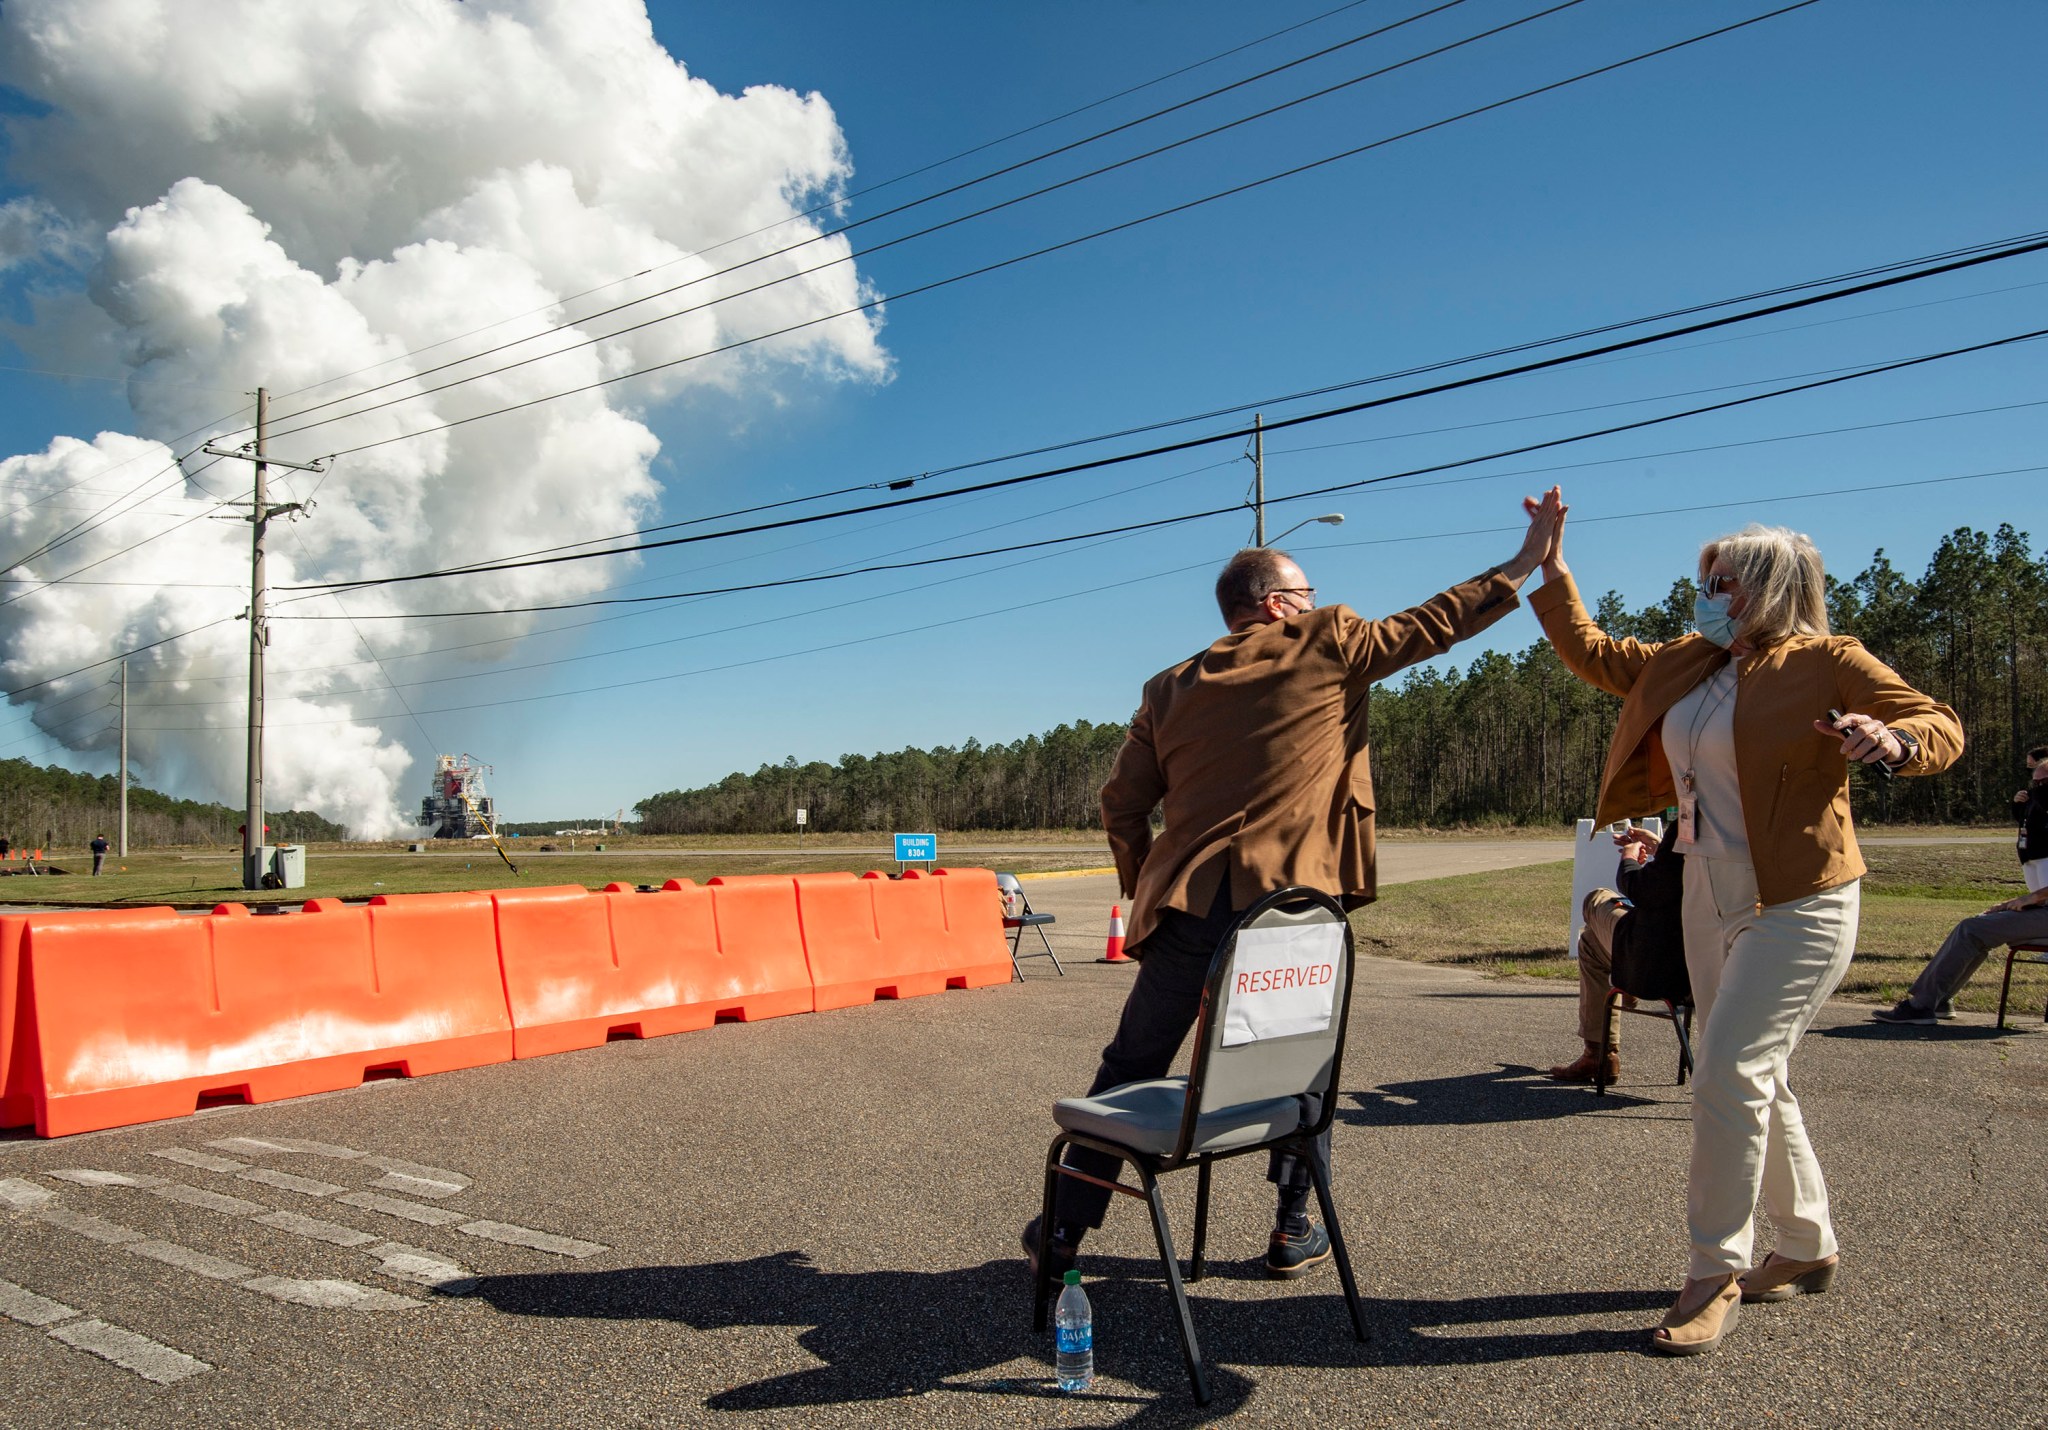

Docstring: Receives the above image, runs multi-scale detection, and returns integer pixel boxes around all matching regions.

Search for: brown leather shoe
[1548,1042,1619,1083]
[1740,1251,1838,1303]
[1651,1273,1742,1356]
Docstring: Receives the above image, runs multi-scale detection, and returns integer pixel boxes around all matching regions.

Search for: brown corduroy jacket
[1100,569,1521,952]
[1529,573,1964,907]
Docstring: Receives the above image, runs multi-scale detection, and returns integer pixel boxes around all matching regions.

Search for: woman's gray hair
[1699,523,1829,648]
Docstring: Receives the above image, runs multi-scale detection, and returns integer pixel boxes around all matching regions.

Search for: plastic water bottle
[1054,1268,1094,1392]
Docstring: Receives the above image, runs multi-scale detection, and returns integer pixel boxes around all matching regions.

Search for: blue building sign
[893,833,937,864]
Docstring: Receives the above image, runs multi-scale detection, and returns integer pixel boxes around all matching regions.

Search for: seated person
[1550,821,1685,1083]
[1872,881,2048,1025]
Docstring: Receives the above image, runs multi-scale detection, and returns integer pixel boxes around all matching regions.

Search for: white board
[1567,816,1662,960]
[1221,923,1343,1047]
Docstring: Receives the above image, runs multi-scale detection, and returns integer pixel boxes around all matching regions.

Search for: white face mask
[1693,592,1738,647]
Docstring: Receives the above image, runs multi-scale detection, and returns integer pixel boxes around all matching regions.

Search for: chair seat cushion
[1053,1077,1305,1157]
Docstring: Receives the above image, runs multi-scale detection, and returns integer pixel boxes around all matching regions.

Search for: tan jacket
[1100,569,1521,950]
[1529,573,1964,907]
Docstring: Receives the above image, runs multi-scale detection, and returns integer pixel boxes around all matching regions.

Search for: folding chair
[1030,887,1365,1404]
[1592,989,1693,1095]
[996,873,1062,980]
[1996,941,2048,1031]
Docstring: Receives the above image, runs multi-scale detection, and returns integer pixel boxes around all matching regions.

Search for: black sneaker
[1020,1216,1078,1280]
[1872,999,1938,1026]
[1934,998,1958,1021]
[1265,1222,1332,1280]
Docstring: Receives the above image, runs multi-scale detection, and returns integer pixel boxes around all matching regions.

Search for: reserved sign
[1220,923,1343,1047]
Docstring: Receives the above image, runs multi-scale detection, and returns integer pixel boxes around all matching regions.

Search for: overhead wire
[259,0,1387,410]
[258,0,1495,437]
[276,230,2048,598]
[268,0,1824,462]
[128,458,2048,735]
[270,321,2048,621]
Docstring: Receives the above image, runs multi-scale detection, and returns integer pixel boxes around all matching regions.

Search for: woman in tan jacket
[1526,492,1962,1356]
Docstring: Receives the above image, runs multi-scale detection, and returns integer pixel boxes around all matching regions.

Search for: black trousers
[1052,890,1329,1233]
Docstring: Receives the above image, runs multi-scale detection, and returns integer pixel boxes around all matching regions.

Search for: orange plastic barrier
[25,893,513,1137]
[798,867,1011,1011]
[0,915,33,1128]
[492,879,814,1059]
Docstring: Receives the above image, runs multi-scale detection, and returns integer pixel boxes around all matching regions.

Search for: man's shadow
[474,1250,1667,1422]
[1341,1065,1669,1128]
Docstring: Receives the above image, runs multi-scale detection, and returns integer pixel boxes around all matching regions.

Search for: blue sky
[2,0,2045,825]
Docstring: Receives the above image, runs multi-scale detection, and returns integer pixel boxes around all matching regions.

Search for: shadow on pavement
[1341,1066,1663,1126]
[475,1252,1668,1422]
[1815,1021,2028,1043]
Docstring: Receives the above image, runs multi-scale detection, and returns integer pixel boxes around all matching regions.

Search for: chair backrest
[995,873,1027,920]
[1170,887,1354,1165]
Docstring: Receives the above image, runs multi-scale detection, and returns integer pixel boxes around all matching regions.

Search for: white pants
[2024,857,2047,893]
[1681,855,1858,1280]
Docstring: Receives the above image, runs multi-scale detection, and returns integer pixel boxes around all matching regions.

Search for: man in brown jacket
[1026,493,1563,1280]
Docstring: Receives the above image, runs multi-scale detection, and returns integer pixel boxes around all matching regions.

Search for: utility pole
[1252,412,1265,546]
[201,388,319,890]
[118,658,128,858]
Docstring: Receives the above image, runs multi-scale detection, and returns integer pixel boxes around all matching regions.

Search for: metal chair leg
[1675,1003,1695,1084]
[1306,1146,1368,1343]
[1188,1158,1212,1283]
[1138,1164,1209,1405]
[1038,926,1065,976]
[1998,947,2016,1032]
[1032,1138,1066,1333]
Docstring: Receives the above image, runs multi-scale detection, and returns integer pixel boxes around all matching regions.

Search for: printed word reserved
[1221,922,1344,1047]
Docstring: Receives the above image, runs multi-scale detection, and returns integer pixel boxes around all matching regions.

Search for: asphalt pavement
[0,851,2042,1427]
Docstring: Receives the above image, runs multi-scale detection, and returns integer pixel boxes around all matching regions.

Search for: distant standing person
[2014,745,2048,892]
[1530,504,1962,1356]
[90,834,109,875]
[0,836,10,861]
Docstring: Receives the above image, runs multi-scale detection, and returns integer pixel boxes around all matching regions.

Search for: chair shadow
[1339,1065,1663,1127]
[473,1251,1669,1423]
[1815,1021,2028,1043]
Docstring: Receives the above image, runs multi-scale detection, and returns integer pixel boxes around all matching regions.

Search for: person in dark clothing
[90,834,109,875]
[2014,745,2048,892]
[1550,821,1687,1083]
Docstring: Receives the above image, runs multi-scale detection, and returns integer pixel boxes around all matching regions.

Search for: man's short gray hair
[1215,547,1296,622]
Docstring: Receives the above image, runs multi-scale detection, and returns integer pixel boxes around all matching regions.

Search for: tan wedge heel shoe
[1651,1273,1742,1357]
[1740,1252,1838,1304]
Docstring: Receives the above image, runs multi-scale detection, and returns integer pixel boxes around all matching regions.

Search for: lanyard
[1679,662,1738,794]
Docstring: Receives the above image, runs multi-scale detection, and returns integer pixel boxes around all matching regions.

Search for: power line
[281,1,1824,464]
[259,0,1386,412]
[128,458,2048,735]
[277,234,2048,599]
[260,0,1496,438]
[1,617,238,701]
[271,322,2048,621]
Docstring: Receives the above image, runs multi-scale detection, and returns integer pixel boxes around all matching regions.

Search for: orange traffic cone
[1097,904,1132,964]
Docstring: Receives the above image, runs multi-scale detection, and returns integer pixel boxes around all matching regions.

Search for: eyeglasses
[1705,573,1736,597]
[1269,586,1316,604]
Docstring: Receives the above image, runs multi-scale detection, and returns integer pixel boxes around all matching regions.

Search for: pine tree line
[635,526,2046,834]
[0,757,345,849]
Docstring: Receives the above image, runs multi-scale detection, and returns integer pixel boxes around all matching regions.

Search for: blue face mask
[1693,592,1738,648]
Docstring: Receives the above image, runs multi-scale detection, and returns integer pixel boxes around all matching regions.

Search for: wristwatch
[1884,729,1921,772]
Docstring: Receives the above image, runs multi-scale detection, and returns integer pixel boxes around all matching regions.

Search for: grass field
[1353,840,2043,1014]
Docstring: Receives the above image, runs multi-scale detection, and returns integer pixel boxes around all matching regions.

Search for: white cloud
[0,0,888,836]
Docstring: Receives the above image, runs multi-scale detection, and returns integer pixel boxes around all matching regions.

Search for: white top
[1664,663,1749,857]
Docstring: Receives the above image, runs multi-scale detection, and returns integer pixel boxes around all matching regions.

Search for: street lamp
[1263,512,1345,546]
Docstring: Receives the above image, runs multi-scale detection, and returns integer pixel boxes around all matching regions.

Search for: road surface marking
[240,1277,423,1311]
[335,1191,468,1226]
[125,1240,256,1281]
[46,1169,164,1189]
[256,1211,377,1248]
[455,1220,607,1258]
[0,1277,77,1326]
[148,1184,268,1217]
[150,1149,248,1173]
[47,1318,212,1383]
[239,1168,347,1197]
[33,1208,145,1244]
[367,1242,478,1293]
[0,1178,55,1210]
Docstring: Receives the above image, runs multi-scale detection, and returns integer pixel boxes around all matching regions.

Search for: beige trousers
[1681,854,1857,1279]
[1575,890,1628,1045]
